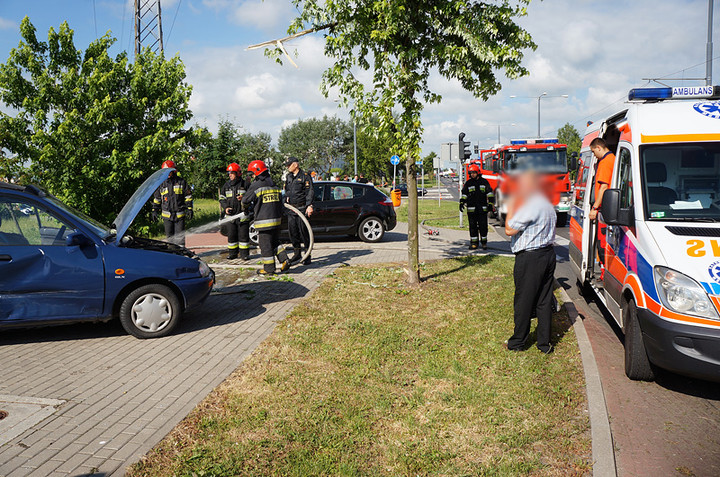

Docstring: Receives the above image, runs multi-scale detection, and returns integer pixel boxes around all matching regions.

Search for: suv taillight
[379,198,393,206]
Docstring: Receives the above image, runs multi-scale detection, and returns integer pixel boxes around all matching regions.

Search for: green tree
[422,152,438,178]
[278,116,352,175]
[270,0,534,283]
[558,122,582,157]
[356,118,394,182]
[0,17,199,226]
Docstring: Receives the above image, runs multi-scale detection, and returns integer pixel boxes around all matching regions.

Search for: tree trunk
[406,157,420,284]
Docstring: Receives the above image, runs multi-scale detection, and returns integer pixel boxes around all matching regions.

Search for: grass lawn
[396,199,468,230]
[130,256,590,476]
[149,198,220,239]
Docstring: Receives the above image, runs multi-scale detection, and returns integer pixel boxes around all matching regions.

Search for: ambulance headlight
[654,267,719,320]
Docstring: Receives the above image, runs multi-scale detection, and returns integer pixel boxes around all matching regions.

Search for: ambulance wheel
[623,299,655,381]
[556,212,568,227]
[119,284,182,339]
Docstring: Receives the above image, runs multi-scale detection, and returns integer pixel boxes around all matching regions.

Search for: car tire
[623,298,655,381]
[358,217,385,243]
[119,284,182,339]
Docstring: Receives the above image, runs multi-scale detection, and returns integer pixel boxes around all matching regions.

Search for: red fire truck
[486,139,573,226]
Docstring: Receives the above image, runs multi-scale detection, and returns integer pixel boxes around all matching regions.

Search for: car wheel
[623,298,655,381]
[358,217,385,243]
[249,224,258,245]
[119,284,182,339]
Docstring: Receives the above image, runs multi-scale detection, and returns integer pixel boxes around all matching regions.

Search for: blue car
[0,169,215,338]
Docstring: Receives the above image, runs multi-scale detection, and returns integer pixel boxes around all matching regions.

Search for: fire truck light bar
[510,139,560,145]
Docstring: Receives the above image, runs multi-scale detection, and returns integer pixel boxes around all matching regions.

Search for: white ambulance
[570,85,720,382]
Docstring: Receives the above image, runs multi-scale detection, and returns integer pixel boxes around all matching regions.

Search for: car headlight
[654,266,719,320]
[198,260,211,278]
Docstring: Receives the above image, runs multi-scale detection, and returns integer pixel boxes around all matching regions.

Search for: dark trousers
[163,218,185,247]
[467,211,488,244]
[287,207,310,250]
[227,219,250,259]
[508,246,556,352]
[257,228,289,273]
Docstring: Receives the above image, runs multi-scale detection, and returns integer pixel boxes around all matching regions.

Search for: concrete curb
[557,285,617,477]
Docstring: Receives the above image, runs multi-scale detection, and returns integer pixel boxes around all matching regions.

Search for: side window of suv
[313,184,324,202]
[330,185,353,200]
[0,200,75,246]
[352,186,365,198]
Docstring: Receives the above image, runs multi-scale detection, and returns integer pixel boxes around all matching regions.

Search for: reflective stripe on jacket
[241,172,283,230]
[460,176,493,212]
[153,175,193,221]
[220,178,253,221]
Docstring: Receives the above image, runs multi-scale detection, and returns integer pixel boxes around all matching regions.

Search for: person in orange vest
[589,138,616,274]
[152,160,193,247]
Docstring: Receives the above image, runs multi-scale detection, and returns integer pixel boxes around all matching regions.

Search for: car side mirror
[570,152,578,172]
[600,189,634,226]
[66,231,91,247]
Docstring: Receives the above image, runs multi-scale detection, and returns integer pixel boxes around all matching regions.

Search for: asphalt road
[438,176,461,201]
[489,218,720,477]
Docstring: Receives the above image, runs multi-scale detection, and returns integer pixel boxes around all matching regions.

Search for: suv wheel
[119,284,182,339]
[358,217,385,243]
[249,224,258,245]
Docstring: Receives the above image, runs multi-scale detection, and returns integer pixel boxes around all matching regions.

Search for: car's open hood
[112,168,173,244]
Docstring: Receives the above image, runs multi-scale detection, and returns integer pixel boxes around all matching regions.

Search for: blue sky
[1,0,718,161]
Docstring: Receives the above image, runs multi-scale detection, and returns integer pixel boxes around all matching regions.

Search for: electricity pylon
[134,0,164,57]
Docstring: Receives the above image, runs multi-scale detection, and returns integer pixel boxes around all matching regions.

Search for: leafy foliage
[277,115,351,175]
[270,0,535,282]
[0,17,200,225]
[186,120,277,198]
[557,122,582,157]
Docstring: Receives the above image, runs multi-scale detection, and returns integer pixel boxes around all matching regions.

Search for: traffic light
[458,132,471,162]
[473,144,479,155]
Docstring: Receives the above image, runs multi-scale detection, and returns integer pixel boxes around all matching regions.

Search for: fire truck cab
[491,139,573,226]
[570,85,720,382]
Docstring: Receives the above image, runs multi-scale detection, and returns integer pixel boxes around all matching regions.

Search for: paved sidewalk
[0,222,503,476]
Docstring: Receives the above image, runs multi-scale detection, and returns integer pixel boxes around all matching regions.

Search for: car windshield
[44,195,110,238]
[506,149,568,174]
[642,142,720,221]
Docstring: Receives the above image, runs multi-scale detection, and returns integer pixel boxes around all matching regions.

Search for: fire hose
[283,202,314,266]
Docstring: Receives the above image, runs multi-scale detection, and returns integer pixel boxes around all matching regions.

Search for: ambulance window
[617,148,633,209]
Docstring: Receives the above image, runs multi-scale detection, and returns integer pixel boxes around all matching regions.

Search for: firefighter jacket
[241,172,282,231]
[219,177,252,222]
[153,174,193,221]
[460,176,494,214]
[284,169,314,208]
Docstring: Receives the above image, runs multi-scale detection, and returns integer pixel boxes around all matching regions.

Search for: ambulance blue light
[628,87,672,101]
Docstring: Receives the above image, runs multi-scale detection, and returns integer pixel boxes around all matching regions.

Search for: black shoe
[228,254,238,260]
[482,243,487,250]
[469,243,478,250]
[538,345,554,355]
[290,248,302,264]
[301,255,311,265]
[239,254,250,261]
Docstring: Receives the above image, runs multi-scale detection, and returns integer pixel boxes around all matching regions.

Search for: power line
[166,0,182,48]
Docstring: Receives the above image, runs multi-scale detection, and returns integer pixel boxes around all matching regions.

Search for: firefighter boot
[276,246,290,272]
[227,248,238,260]
[481,237,488,250]
[301,249,311,266]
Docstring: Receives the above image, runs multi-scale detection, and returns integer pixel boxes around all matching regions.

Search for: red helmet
[161,160,176,169]
[468,164,480,173]
[247,160,268,176]
[227,162,241,173]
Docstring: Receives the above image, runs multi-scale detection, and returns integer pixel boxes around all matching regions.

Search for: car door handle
[0,254,11,262]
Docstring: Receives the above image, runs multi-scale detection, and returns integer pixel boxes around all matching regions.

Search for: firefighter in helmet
[219,162,252,260]
[152,160,193,247]
[241,160,290,275]
[459,164,493,250]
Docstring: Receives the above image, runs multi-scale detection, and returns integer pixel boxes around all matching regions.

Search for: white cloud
[0,17,16,30]
[202,0,295,31]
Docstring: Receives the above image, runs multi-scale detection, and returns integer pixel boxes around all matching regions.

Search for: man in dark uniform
[242,160,290,275]
[219,162,252,260]
[152,160,193,247]
[459,164,493,250]
[283,157,314,265]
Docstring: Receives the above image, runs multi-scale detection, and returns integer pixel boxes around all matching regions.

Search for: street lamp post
[510,93,568,138]
[496,123,516,144]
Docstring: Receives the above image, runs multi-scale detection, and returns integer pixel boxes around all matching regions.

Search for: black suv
[250,181,397,244]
